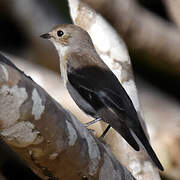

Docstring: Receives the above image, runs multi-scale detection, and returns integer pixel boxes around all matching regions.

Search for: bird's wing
[66,53,164,171]
[67,53,140,144]
[66,52,137,121]
[67,64,140,151]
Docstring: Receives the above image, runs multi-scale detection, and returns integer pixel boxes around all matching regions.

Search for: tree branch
[0,53,134,180]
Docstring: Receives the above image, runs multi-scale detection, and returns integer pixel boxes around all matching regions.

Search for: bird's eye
[57,30,64,37]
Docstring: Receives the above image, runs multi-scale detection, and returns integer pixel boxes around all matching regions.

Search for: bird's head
[40,24,94,57]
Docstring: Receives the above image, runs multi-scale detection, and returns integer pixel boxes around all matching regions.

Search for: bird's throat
[52,41,69,60]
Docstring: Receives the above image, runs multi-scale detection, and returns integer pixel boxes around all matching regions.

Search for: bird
[40,24,164,171]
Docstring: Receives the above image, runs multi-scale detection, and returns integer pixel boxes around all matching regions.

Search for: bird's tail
[97,90,164,170]
[133,124,164,171]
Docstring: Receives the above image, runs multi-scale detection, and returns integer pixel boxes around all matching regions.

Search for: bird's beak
[40,33,52,39]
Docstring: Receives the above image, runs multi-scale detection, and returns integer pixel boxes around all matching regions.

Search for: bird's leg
[84,117,101,127]
[100,125,111,138]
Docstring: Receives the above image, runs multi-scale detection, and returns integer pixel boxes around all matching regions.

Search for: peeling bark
[0,53,135,180]
[68,0,161,179]
[83,0,180,78]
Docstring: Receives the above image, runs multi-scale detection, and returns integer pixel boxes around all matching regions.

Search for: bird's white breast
[52,41,69,84]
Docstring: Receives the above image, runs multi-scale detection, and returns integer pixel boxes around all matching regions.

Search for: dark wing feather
[75,82,140,150]
[68,66,140,150]
[66,54,163,171]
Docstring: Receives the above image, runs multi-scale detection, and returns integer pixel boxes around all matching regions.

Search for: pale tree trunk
[68,0,161,179]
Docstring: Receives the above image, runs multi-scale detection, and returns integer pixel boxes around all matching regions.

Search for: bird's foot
[84,117,101,127]
[99,125,111,139]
